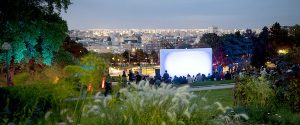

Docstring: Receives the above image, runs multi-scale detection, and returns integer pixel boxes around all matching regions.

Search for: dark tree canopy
[268,22,290,57]
[0,0,72,65]
[200,33,220,48]
[251,27,268,68]
[290,24,300,47]
[222,32,253,68]
[63,36,88,58]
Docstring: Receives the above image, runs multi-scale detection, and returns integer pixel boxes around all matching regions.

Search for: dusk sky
[61,0,300,30]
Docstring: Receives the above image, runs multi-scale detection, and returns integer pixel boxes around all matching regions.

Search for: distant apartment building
[208,26,218,34]
[122,36,142,50]
[144,42,161,54]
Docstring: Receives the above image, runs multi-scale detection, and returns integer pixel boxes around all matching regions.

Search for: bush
[0,82,78,124]
[234,76,275,107]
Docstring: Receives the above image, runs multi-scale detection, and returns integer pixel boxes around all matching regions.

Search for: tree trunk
[8,58,15,86]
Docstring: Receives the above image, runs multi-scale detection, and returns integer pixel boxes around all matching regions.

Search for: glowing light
[278,49,288,55]
[53,76,59,84]
[132,48,136,52]
[101,77,106,88]
[88,83,93,92]
[160,48,212,77]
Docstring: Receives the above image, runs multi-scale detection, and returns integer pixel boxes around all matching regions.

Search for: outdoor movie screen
[160,48,212,78]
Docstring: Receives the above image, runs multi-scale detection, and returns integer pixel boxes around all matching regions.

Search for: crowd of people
[117,69,234,87]
[103,64,300,97]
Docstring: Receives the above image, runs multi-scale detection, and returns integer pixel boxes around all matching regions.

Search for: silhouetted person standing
[122,70,127,87]
[163,70,170,83]
[128,70,134,83]
[135,72,142,84]
[104,74,112,97]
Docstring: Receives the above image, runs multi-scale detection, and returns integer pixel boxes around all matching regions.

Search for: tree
[251,27,268,68]
[289,24,300,47]
[122,50,129,63]
[0,0,71,86]
[200,33,220,48]
[200,33,224,65]
[268,22,290,57]
[132,49,146,65]
[222,32,253,71]
[63,36,88,58]
[64,53,108,90]
[150,50,158,64]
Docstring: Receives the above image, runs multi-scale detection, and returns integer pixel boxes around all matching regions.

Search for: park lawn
[190,79,234,87]
[193,88,234,107]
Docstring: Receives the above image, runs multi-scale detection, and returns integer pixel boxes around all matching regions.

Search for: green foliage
[12,72,30,85]
[222,32,253,66]
[235,105,300,125]
[64,53,108,86]
[0,0,70,65]
[234,76,275,107]
[77,82,246,125]
[53,48,77,67]
[0,83,77,124]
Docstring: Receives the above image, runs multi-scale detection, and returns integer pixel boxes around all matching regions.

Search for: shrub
[234,76,275,107]
[0,82,78,124]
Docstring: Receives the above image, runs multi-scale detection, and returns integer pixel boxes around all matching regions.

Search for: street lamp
[2,42,11,86]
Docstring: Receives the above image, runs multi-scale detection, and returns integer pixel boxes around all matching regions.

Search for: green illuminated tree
[64,53,108,88]
[0,0,71,85]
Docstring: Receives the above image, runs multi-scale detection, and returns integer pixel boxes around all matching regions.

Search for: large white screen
[160,48,212,77]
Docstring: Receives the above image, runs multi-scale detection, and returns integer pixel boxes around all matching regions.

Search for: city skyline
[62,0,300,30]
